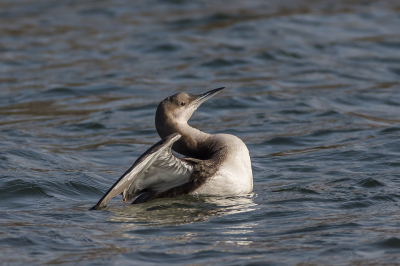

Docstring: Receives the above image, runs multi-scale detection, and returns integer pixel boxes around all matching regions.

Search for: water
[1,0,400,264]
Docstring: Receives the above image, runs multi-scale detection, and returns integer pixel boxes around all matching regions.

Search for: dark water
[1,0,400,264]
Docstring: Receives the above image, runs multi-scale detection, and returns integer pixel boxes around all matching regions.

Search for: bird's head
[156,87,225,127]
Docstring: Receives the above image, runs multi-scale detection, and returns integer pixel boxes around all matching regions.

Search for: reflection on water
[108,194,257,227]
[102,195,259,263]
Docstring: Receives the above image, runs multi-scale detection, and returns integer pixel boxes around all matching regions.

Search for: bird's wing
[91,133,194,210]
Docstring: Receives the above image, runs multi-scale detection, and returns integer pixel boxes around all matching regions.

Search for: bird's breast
[191,134,253,196]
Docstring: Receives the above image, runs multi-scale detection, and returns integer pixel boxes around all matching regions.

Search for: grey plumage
[91,133,193,209]
[92,87,253,210]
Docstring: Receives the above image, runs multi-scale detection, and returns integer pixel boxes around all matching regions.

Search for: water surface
[1,0,400,265]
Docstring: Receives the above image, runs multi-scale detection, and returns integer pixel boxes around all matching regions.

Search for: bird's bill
[194,87,225,106]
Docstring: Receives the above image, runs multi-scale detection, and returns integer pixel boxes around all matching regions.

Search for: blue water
[1,0,400,265]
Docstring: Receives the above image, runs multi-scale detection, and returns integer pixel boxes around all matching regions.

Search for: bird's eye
[180,101,186,106]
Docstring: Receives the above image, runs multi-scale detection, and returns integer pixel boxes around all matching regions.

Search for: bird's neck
[157,120,211,159]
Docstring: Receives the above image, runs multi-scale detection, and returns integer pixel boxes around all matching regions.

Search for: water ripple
[1,0,400,264]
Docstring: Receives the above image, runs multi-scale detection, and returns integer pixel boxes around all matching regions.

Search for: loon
[92,87,253,209]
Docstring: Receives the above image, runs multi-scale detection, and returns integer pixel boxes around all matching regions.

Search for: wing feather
[91,133,193,210]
